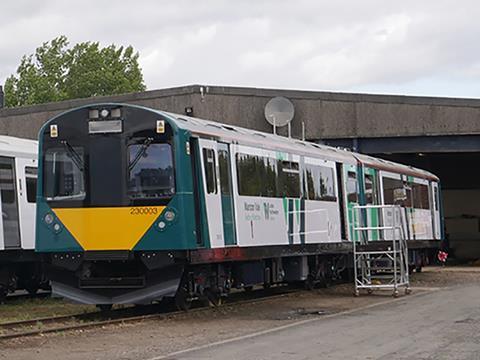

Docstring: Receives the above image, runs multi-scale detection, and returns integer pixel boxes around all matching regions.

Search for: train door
[403,176,415,241]
[431,182,441,239]
[344,164,359,241]
[198,139,224,248]
[217,143,237,246]
[0,157,21,249]
[379,172,410,241]
[16,158,37,250]
[336,163,347,240]
[363,167,380,241]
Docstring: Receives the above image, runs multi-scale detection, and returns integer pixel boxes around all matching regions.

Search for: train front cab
[36,105,198,305]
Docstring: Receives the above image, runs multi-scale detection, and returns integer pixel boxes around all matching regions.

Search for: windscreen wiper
[61,140,85,172]
[129,137,153,171]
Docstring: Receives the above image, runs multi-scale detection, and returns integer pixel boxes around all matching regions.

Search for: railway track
[0,286,304,341]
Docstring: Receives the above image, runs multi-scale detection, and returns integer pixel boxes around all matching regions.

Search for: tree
[4,36,146,107]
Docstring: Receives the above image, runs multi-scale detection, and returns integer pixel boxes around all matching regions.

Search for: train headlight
[158,221,166,230]
[110,108,121,118]
[44,213,54,225]
[53,223,61,233]
[164,210,176,222]
[100,109,110,118]
[89,109,99,119]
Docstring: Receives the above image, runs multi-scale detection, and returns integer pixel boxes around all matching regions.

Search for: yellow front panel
[52,206,165,250]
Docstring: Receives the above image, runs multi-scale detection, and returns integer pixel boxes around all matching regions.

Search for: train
[0,135,48,299]
[35,103,442,309]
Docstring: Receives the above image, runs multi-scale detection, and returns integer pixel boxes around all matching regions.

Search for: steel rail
[0,287,302,341]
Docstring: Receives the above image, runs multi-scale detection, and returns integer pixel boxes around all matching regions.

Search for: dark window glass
[128,143,174,199]
[412,183,430,209]
[236,153,277,197]
[347,171,358,203]
[364,174,375,205]
[403,182,413,208]
[434,186,439,211]
[44,147,86,201]
[25,166,37,203]
[382,177,405,205]
[305,165,336,201]
[203,148,217,194]
[278,161,300,198]
[218,150,230,195]
[0,157,20,248]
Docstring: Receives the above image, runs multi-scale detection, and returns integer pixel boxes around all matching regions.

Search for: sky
[1,0,479,98]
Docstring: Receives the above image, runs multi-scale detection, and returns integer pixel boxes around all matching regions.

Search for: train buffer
[352,205,411,297]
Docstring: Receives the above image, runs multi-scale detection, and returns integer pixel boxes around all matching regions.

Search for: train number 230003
[130,207,159,215]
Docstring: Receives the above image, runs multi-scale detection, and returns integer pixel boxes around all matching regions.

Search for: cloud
[1,0,480,97]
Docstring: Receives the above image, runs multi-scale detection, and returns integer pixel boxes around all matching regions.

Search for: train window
[278,161,300,198]
[218,150,230,195]
[412,183,430,209]
[382,177,404,205]
[434,186,439,211]
[305,165,336,201]
[44,147,86,201]
[236,154,277,197]
[128,143,175,199]
[0,157,20,247]
[346,172,358,203]
[364,175,375,204]
[25,167,37,203]
[403,182,412,208]
[203,148,217,194]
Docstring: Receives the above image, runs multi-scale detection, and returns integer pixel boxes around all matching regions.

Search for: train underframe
[0,250,49,300]
[43,241,438,309]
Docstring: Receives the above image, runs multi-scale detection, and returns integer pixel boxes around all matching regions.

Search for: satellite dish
[264,97,295,128]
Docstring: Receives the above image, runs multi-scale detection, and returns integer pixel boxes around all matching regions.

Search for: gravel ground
[1,266,479,360]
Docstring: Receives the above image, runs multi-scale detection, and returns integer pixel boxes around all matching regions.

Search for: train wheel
[204,289,223,307]
[0,286,6,303]
[24,281,39,296]
[175,287,192,311]
[304,275,315,291]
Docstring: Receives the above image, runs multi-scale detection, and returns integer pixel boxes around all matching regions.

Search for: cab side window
[203,148,217,194]
[25,167,37,203]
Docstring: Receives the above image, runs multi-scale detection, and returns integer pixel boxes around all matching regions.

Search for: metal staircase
[353,205,411,297]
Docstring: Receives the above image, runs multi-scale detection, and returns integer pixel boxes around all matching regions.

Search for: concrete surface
[1,269,478,360]
[2,84,480,141]
[163,284,480,360]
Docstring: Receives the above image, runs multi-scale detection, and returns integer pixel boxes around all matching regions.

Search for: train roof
[161,111,439,182]
[44,103,438,181]
[0,135,37,158]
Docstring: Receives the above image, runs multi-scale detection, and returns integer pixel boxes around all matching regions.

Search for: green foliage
[4,36,146,107]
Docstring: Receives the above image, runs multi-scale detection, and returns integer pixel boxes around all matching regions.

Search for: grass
[0,297,96,324]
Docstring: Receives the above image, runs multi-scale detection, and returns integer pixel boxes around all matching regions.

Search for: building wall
[2,85,480,141]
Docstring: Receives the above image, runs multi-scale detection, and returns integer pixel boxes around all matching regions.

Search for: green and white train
[35,103,442,308]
